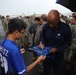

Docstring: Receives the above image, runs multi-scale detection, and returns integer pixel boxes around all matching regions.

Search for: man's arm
[56,25,72,53]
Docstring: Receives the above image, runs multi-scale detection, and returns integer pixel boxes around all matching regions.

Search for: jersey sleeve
[12,48,27,75]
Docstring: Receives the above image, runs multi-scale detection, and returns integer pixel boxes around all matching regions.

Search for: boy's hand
[37,55,46,63]
[20,48,26,54]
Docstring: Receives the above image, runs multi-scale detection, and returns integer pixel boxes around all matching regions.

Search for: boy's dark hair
[8,18,26,34]
[35,17,40,21]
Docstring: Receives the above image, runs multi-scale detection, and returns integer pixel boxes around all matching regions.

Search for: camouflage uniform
[5,19,9,32]
[70,25,76,39]
[64,25,76,74]
[1,18,6,31]
[34,25,43,45]
[23,19,31,47]
[28,17,35,46]
[69,25,76,56]
[1,19,8,32]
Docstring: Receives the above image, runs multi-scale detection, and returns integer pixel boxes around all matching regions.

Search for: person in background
[0,15,2,19]
[1,15,10,33]
[33,14,47,73]
[1,16,6,32]
[70,15,76,25]
[39,10,72,75]
[34,14,47,46]
[29,17,40,46]
[0,18,46,75]
[65,15,76,75]
[5,15,10,33]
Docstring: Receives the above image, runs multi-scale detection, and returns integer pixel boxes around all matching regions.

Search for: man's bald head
[47,10,60,28]
[48,10,60,17]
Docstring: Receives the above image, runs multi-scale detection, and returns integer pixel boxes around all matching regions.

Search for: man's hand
[20,48,26,54]
[39,44,44,49]
[51,48,57,54]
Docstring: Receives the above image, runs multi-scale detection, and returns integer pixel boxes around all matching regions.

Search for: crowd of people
[0,10,76,75]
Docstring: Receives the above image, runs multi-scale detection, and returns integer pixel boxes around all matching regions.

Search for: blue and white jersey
[0,39,27,75]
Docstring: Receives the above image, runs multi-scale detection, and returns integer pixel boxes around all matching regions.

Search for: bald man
[39,10,72,75]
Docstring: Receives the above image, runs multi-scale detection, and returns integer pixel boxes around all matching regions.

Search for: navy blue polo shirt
[41,21,72,57]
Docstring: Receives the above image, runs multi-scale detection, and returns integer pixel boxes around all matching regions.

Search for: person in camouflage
[29,17,40,46]
[5,15,10,33]
[70,16,76,39]
[33,14,47,73]
[1,15,10,33]
[64,15,76,75]
[34,14,47,46]
[1,16,6,32]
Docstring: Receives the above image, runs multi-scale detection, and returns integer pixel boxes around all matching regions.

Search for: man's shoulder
[60,21,70,30]
[60,21,69,27]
